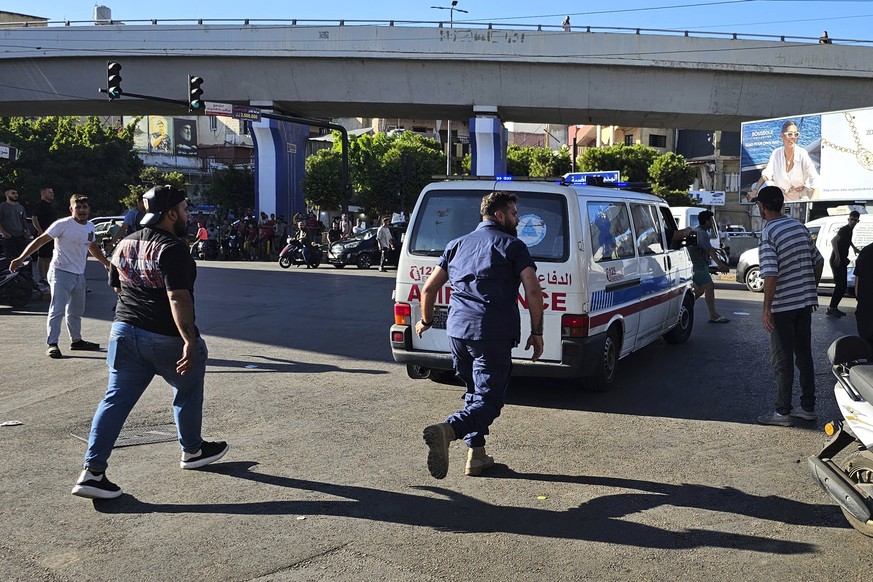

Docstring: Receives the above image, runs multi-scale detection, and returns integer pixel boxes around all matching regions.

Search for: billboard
[740,107,873,203]
[148,116,173,154]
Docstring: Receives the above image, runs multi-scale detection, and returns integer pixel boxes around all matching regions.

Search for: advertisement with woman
[741,107,873,203]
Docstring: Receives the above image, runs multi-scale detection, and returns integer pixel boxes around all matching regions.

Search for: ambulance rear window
[408,190,568,261]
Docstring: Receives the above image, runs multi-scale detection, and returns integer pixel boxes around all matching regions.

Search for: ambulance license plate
[432,306,449,329]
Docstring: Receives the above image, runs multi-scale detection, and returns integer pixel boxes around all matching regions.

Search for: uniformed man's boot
[465,446,495,476]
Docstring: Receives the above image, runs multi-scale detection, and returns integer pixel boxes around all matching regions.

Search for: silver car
[735,245,854,294]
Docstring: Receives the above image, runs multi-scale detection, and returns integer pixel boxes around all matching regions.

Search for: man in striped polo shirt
[753,186,824,427]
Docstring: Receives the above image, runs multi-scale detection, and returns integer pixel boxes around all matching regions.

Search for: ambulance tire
[585,327,620,392]
[663,294,695,344]
[428,369,457,385]
[406,364,431,380]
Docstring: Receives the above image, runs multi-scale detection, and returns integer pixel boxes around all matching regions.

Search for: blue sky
[8,1,873,42]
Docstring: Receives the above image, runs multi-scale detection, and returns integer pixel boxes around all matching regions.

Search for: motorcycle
[808,335,873,537]
[278,239,322,269]
[192,239,219,261]
[0,258,37,309]
[221,233,242,261]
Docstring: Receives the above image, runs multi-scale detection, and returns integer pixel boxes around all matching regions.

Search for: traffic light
[188,75,204,112]
[106,61,122,99]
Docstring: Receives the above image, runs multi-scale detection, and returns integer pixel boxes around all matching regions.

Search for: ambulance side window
[630,203,664,256]
[588,202,634,263]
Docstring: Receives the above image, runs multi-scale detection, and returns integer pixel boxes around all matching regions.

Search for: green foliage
[303,148,344,211]
[504,145,572,177]
[577,144,660,182]
[123,167,187,209]
[305,131,444,217]
[203,165,255,215]
[649,152,696,196]
[0,116,143,214]
[660,191,697,207]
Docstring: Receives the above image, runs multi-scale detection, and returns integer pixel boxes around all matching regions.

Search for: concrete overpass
[1,21,872,130]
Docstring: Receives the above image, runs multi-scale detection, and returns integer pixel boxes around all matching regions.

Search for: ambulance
[389,179,696,391]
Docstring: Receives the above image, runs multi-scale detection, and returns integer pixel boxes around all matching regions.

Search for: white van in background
[389,180,696,391]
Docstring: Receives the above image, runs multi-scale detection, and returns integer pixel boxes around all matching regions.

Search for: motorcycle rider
[294,219,314,268]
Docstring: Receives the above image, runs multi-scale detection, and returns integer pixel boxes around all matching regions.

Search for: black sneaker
[180,440,229,469]
[70,339,101,351]
[46,344,62,359]
[71,469,122,499]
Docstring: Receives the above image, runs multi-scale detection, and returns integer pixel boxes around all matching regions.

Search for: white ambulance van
[389,180,696,391]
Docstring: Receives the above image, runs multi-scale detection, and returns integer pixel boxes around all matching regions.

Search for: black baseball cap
[140,185,187,226]
[750,185,784,206]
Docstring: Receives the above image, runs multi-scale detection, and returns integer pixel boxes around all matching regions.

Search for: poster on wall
[124,116,150,152]
[148,116,173,154]
[173,118,198,156]
[740,106,873,204]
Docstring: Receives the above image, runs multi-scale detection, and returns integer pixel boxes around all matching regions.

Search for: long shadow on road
[94,461,826,553]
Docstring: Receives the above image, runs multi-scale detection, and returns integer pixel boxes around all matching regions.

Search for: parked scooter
[278,239,322,269]
[192,239,219,260]
[808,335,873,537]
[0,257,37,308]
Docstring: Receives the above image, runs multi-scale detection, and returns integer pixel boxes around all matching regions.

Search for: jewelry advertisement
[740,108,873,203]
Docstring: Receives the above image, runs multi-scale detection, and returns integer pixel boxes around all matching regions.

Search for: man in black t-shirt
[72,185,229,501]
[827,211,860,317]
[31,186,58,285]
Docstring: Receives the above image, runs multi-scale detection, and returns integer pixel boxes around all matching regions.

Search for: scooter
[808,335,873,537]
[0,257,37,308]
[278,239,322,269]
[192,239,219,260]
[221,233,242,261]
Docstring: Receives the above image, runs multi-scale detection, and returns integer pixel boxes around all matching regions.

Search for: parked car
[326,224,406,269]
[94,219,122,255]
[736,248,856,294]
[90,215,125,226]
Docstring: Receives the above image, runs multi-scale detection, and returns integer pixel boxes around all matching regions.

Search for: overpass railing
[3,18,872,47]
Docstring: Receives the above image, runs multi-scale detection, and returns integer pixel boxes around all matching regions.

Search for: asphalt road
[1,259,871,582]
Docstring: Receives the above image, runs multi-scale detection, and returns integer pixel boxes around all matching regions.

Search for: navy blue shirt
[438,220,536,342]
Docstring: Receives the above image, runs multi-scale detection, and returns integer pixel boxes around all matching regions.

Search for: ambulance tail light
[394,303,412,326]
[561,314,589,338]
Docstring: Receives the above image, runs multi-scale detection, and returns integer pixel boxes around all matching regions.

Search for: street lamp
[431,1,467,175]
[430,0,467,29]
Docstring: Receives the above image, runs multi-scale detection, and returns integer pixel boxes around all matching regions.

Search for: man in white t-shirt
[10,194,111,358]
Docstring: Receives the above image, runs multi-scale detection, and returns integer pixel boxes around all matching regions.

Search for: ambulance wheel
[428,369,457,385]
[663,294,694,344]
[585,327,619,392]
[406,364,431,380]
[333,264,346,269]
[278,257,291,269]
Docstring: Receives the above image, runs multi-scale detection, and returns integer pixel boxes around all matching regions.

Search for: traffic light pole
[97,88,352,213]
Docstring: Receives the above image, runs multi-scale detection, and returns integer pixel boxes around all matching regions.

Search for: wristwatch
[419,318,432,327]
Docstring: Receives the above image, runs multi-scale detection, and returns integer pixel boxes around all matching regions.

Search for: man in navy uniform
[416,191,544,478]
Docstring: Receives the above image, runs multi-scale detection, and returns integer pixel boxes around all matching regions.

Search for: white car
[735,246,854,294]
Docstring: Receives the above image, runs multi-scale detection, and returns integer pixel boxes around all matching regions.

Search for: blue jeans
[445,337,514,448]
[83,322,208,471]
[47,268,86,345]
[770,307,816,415]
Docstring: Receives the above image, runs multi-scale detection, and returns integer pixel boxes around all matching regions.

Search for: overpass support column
[250,112,309,219]
[470,107,507,176]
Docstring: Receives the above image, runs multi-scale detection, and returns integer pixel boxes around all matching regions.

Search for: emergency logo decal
[517,214,546,247]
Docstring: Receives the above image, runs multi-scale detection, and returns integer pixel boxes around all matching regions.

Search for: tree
[528,145,572,177]
[577,144,660,182]
[203,165,255,216]
[123,167,187,210]
[0,116,143,214]
[506,145,534,177]
[648,152,696,206]
[303,148,344,211]
[305,131,444,217]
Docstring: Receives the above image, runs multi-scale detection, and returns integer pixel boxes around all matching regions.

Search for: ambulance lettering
[405,285,565,311]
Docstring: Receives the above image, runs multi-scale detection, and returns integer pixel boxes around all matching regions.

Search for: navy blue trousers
[445,337,514,448]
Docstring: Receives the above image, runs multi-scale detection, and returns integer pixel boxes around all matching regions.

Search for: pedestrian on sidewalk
[416,191,544,478]
[31,186,58,287]
[10,194,110,358]
[376,217,395,272]
[827,211,860,317]
[71,186,228,500]
[753,186,824,427]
